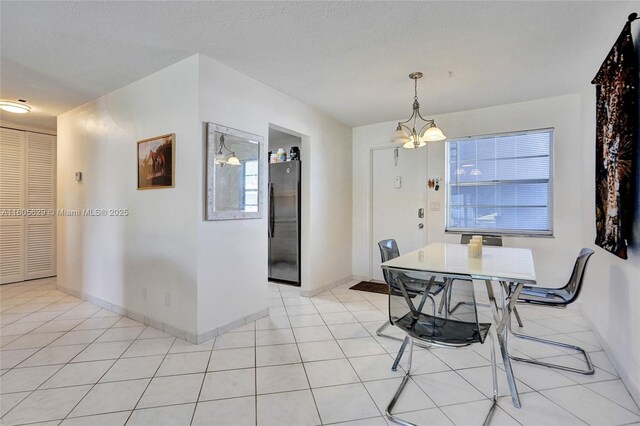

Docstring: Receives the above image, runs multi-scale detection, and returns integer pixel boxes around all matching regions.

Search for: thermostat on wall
[394,176,402,189]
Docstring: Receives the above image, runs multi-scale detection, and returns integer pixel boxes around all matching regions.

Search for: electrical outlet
[141,288,147,300]
[164,293,171,307]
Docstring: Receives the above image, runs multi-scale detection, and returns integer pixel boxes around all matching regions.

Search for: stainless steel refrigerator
[268,161,301,285]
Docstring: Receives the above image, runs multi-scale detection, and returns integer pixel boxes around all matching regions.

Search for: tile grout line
[282,283,325,425]
[120,335,177,425]
[188,332,217,426]
[1,301,127,422]
[57,329,144,423]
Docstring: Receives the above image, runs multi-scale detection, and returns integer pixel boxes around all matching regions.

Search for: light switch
[430,201,441,211]
[394,176,402,189]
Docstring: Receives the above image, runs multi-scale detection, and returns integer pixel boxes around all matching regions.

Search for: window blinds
[445,129,553,235]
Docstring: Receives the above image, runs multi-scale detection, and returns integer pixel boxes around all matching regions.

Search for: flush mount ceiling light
[390,72,446,149]
[214,134,240,166]
[0,100,31,114]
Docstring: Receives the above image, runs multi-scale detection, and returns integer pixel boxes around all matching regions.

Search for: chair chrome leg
[377,320,403,342]
[437,283,448,314]
[500,282,594,375]
[447,281,467,314]
[506,317,595,375]
[483,331,498,426]
[447,279,492,315]
[512,306,524,328]
[392,335,409,371]
[386,337,416,426]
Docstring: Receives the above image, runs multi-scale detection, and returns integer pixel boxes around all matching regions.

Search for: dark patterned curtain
[592,21,638,259]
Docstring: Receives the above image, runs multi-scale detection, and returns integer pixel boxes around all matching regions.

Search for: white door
[0,128,56,284]
[25,132,56,280]
[0,128,26,284]
[371,147,427,281]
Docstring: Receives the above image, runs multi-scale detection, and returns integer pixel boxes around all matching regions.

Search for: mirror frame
[206,123,265,220]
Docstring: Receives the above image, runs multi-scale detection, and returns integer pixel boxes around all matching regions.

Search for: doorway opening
[268,127,302,286]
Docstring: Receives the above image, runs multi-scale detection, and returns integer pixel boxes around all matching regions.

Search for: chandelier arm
[218,136,232,155]
[418,123,433,136]
[398,109,418,125]
[397,123,413,134]
[415,109,435,125]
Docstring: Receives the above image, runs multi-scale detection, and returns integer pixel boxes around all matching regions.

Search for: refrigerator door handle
[268,182,274,238]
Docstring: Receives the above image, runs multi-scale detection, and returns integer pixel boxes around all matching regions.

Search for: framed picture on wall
[137,133,175,189]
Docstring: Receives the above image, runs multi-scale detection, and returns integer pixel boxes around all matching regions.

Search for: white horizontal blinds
[25,133,56,280]
[446,129,552,234]
[0,128,26,283]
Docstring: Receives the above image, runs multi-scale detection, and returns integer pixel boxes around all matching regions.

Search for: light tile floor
[1,277,639,426]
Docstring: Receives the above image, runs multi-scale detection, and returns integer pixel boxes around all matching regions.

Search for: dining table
[381,242,537,408]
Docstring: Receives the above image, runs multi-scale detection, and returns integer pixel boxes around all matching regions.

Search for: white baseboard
[300,275,357,297]
[57,285,268,344]
[582,309,640,407]
[196,308,269,344]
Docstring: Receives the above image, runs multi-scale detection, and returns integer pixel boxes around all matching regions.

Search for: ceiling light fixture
[390,72,446,149]
[214,134,240,166]
[0,100,31,114]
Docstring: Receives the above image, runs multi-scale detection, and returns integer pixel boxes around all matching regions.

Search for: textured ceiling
[0,1,629,130]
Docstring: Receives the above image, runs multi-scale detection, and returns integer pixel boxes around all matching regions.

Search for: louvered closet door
[25,133,56,280]
[0,128,26,284]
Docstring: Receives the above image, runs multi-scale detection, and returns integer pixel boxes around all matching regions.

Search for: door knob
[418,223,424,229]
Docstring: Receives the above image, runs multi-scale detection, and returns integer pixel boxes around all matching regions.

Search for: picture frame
[206,123,264,220]
[137,133,175,190]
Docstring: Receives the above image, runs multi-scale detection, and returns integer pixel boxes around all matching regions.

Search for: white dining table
[381,242,536,408]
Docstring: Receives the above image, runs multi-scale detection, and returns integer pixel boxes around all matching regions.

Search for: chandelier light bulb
[422,125,446,141]
[226,154,241,166]
[215,153,228,164]
[391,128,411,144]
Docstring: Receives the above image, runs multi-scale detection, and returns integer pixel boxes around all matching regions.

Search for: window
[242,160,259,212]
[445,129,553,236]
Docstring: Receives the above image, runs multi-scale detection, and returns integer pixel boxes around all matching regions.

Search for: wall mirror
[206,123,264,220]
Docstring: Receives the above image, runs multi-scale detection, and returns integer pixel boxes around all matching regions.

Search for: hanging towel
[592,20,637,259]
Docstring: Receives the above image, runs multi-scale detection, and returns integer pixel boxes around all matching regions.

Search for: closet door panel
[25,133,56,280]
[0,128,26,284]
[25,218,55,279]
[0,218,24,284]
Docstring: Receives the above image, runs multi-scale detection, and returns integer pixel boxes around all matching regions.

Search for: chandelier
[390,72,446,149]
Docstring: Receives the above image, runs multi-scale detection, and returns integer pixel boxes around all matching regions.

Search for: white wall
[57,56,200,337]
[196,56,353,335]
[57,54,353,341]
[577,2,640,403]
[579,87,640,405]
[353,94,583,286]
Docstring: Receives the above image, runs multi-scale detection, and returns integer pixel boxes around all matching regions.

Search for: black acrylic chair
[438,234,503,315]
[384,265,498,426]
[377,239,446,370]
[504,247,595,375]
